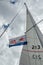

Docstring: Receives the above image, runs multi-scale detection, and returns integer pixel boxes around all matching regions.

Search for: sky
[0,0,43,65]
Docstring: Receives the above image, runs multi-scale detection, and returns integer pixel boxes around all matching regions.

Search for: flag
[3,24,9,29]
[9,35,27,47]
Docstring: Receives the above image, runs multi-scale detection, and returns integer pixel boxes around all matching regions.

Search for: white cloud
[0,0,43,65]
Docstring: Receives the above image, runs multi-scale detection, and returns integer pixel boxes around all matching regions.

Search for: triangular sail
[19,3,43,65]
[25,3,43,47]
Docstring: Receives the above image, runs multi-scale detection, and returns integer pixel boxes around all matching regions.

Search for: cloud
[0,1,26,65]
[0,0,43,65]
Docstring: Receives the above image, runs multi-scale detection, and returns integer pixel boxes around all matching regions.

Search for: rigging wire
[0,4,24,38]
[25,19,43,33]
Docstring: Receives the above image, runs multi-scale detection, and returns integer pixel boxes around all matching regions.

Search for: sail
[19,3,43,65]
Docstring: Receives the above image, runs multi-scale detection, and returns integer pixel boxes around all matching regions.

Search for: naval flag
[9,35,27,47]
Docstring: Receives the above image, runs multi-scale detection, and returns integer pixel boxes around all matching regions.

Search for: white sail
[19,3,43,65]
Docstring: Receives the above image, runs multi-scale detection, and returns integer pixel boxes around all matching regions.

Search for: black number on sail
[32,45,40,49]
[32,54,41,60]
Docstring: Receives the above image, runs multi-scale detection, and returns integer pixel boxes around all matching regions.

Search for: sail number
[32,54,41,60]
[32,45,41,60]
[32,45,40,49]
